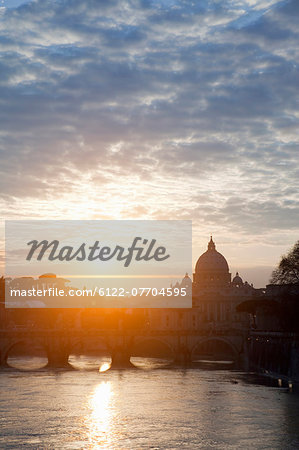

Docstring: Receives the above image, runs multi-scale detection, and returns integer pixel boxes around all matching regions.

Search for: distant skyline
[0,0,298,287]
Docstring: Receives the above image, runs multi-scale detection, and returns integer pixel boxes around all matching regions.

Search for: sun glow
[99,362,111,372]
[87,382,114,447]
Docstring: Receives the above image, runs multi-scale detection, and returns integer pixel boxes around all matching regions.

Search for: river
[0,357,299,449]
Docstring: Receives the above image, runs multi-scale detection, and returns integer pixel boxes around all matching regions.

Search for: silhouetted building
[149,237,262,331]
[1,238,264,332]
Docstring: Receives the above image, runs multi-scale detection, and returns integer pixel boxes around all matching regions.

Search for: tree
[270,241,299,285]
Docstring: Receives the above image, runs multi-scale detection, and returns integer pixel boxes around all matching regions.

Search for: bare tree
[270,241,299,285]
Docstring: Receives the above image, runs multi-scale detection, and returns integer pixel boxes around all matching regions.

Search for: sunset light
[0,0,298,448]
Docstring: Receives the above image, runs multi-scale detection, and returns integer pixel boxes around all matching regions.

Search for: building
[192,237,261,327]
[150,237,263,331]
[1,237,263,332]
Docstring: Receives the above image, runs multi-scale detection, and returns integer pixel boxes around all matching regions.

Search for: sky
[0,0,298,287]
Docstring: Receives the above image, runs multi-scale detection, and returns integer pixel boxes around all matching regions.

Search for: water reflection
[69,355,111,371]
[130,357,172,369]
[99,362,111,372]
[1,368,299,449]
[7,356,48,370]
[87,382,114,448]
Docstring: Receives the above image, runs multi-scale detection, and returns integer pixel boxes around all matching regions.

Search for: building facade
[149,237,262,331]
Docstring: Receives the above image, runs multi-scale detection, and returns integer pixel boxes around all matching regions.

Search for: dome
[195,237,229,273]
[232,272,243,285]
[181,273,192,287]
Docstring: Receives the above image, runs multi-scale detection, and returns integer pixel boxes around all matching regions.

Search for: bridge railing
[0,327,246,338]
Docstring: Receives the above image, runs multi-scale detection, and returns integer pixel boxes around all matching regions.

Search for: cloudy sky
[0,0,298,286]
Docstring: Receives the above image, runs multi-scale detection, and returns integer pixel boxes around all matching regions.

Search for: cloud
[0,0,298,283]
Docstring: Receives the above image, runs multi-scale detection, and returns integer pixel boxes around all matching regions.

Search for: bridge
[0,327,248,369]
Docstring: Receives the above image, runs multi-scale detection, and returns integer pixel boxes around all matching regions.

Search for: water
[1,357,299,449]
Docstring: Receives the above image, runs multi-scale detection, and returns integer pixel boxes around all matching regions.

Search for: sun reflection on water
[99,362,111,372]
[87,382,114,448]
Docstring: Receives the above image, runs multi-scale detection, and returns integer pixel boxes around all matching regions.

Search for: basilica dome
[232,272,243,285]
[195,237,229,273]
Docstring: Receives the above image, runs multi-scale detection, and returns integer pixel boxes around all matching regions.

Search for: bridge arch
[68,336,112,369]
[130,337,176,367]
[191,337,239,363]
[69,336,111,353]
[4,339,48,369]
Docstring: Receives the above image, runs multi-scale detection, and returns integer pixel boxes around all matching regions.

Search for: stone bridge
[0,328,248,369]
